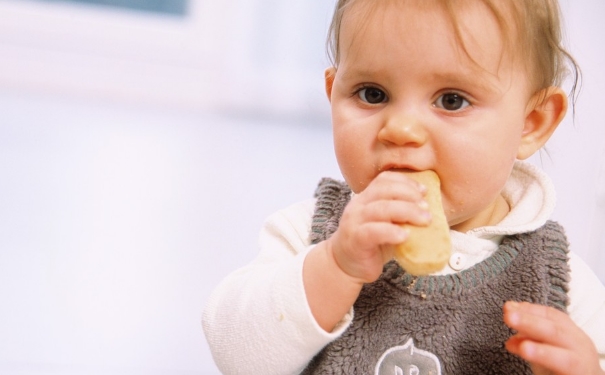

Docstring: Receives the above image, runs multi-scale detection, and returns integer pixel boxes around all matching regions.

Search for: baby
[204,0,605,374]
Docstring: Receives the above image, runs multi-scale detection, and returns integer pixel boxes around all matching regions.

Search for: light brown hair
[327,0,580,101]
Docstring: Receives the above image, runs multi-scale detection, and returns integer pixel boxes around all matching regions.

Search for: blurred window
[31,0,188,16]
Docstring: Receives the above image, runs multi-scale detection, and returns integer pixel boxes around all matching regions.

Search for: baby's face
[327,0,535,232]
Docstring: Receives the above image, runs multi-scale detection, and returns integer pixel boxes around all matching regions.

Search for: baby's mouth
[380,165,419,174]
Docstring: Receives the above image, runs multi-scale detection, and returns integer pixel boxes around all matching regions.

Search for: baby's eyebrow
[427,71,499,94]
[339,68,385,82]
[338,65,502,96]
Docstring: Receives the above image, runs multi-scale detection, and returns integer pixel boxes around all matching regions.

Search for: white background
[0,0,603,374]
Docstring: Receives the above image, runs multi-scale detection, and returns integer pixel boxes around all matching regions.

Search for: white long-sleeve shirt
[203,161,605,374]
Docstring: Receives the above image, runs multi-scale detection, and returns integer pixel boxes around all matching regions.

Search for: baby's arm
[503,301,605,375]
[203,172,429,374]
[203,200,344,375]
[304,171,430,332]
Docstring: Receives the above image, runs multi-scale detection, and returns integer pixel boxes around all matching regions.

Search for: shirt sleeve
[567,252,605,369]
[202,199,353,375]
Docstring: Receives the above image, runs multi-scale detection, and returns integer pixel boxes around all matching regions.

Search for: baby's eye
[358,87,387,104]
[434,93,470,111]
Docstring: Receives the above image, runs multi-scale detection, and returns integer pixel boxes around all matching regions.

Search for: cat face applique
[375,339,442,375]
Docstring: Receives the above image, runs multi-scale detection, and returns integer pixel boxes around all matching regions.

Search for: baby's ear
[325,67,337,102]
[517,87,568,160]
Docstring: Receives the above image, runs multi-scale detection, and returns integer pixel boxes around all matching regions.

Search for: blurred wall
[0,0,603,374]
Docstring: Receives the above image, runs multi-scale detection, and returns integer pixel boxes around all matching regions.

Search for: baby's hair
[327,0,581,106]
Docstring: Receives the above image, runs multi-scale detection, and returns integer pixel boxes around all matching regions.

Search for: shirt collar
[440,160,556,274]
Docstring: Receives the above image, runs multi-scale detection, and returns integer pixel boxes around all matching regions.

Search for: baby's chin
[345,178,371,195]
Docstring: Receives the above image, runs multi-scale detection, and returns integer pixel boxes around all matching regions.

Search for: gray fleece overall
[302,178,570,375]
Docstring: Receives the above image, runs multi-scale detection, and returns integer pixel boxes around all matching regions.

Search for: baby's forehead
[335,0,529,97]
[339,0,522,78]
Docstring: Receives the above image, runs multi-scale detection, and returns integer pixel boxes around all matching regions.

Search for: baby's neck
[452,194,511,233]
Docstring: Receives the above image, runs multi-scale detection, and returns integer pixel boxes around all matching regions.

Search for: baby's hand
[327,171,430,284]
[503,301,604,375]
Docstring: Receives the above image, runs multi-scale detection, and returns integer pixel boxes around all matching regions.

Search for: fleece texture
[302,178,570,375]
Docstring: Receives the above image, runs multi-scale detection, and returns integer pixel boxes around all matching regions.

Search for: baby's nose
[377,113,428,147]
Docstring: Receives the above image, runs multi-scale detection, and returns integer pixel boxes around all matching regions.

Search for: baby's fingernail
[397,228,409,242]
[507,301,520,310]
[418,200,429,210]
[507,312,520,325]
[521,341,536,357]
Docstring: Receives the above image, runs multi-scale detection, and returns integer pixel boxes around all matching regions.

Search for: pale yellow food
[394,170,451,276]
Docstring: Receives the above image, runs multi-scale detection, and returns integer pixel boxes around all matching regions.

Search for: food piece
[394,170,451,275]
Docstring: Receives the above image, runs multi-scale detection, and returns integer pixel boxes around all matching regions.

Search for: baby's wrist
[324,238,370,288]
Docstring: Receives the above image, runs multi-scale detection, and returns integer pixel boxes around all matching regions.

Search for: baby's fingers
[503,301,574,347]
[352,222,409,251]
[505,335,584,374]
[359,200,431,227]
[358,171,427,203]
[503,301,603,375]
